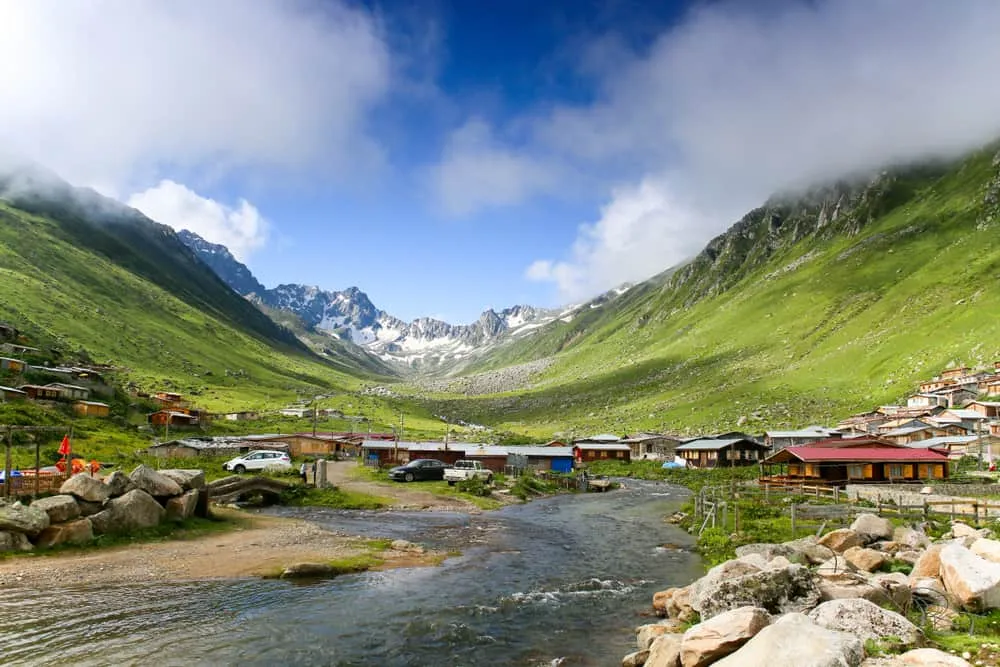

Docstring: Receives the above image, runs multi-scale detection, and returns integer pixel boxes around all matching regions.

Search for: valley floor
[0,509,444,587]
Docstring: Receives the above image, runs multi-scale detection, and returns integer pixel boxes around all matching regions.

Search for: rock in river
[712,612,864,667]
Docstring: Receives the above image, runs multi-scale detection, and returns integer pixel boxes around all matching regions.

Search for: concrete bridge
[207,475,292,505]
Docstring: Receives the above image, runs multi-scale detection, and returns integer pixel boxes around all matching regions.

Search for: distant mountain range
[178,230,613,369]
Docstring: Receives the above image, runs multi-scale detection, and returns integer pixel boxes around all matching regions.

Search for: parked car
[388,459,447,482]
[223,450,292,474]
[443,460,493,486]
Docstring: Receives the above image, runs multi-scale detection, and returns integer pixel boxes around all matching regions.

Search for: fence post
[923,499,928,521]
[721,502,728,533]
[973,502,979,527]
[790,503,797,538]
[834,487,840,503]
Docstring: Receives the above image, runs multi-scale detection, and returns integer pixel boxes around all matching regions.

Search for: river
[0,480,702,666]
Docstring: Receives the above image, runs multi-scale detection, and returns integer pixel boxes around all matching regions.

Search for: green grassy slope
[424,146,1000,437]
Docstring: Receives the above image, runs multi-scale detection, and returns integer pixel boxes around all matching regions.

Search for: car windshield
[455,461,473,469]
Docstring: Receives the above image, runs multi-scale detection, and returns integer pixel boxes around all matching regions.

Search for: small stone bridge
[207,475,292,505]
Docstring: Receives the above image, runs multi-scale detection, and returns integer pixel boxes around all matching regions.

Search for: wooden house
[931,409,989,433]
[978,378,1000,397]
[0,357,26,374]
[148,410,198,427]
[45,383,91,401]
[907,393,948,409]
[224,411,259,421]
[74,400,110,417]
[764,427,841,451]
[146,437,289,459]
[506,446,575,473]
[0,385,27,401]
[573,442,631,463]
[621,433,683,460]
[279,407,313,418]
[941,366,971,381]
[934,386,979,408]
[251,433,357,459]
[881,423,968,445]
[462,446,511,473]
[675,438,769,468]
[19,384,61,400]
[153,391,187,409]
[967,401,1000,420]
[761,443,949,486]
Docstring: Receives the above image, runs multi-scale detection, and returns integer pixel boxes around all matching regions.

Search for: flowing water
[0,480,702,666]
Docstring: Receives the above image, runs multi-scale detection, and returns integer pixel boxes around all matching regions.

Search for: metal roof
[943,409,989,419]
[765,427,839,438]
[771,446,948,463]
[575,434,622,442]
[506,446,574,457]
[676,438,767,451]
[902,435,979,449]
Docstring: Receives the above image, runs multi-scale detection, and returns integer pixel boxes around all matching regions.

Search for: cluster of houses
[0,354,113,418]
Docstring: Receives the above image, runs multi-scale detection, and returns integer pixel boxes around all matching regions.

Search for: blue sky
[4,1,1000,323]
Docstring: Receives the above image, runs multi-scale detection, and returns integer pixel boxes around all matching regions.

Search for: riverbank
[0,508,447,588]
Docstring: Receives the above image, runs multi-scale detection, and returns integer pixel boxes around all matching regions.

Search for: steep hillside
[421,145,1000,437]
[0,169,394,410]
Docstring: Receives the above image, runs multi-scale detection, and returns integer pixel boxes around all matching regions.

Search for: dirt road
[326,460,476,511]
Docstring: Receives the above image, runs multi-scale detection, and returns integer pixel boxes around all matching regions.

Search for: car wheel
[404,472,414,482]
[486,475,493,484]
[447,480,455,486]
[234,464,246,474]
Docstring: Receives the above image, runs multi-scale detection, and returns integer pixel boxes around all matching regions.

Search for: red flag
[58,435,71,455]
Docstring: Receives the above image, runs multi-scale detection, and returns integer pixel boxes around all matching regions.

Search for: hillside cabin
[978,378,1000,397]
[764,427,841,452]
[147,437,289,459]
[881,423,968,445]
[224,411,259,421]
[245,433,354,459]
[573,442,631,464]
[0,323,18,341]
[621,433,683,460]
[902,434,999,459]
[931,409,989,433]
[74,400,110,418]
[148,410,198,427]
[941,366,972,381]
[19,384,61,400]
[761,444,950,486]
[0,385,27,401]
[279,407,313,418]
[934,387,979,408]
[507,446,575,473]
[153,391,187,409]
[0,357,25,374]
[967,401,1000,420]
[907,393,948,409]
[675,438,770,468]
[45,383,91,401]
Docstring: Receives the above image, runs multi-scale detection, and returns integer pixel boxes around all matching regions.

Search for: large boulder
[638,623,677,651]
[817,574,882,604]
[164,489,199,522]
[895,648,972,666]
[0,502,49,536]
[735,543,797,562]
[653,588,677,616]
[870,572,913,611]
[679,606,770,667]
[89,489,165,535]
[102,471,134,497]
[159,469,206,491]
[76,500,105,517]
[34,518,93,548]
[0,530,33,552]
[894,527,931,551]
[816,555,858,576]
[850,514,894,543]
[59,474,111,503]
[128,465,183,497]
[910,544,944,580]
[950,522,979,539]
[711,613,864,667]
[697,563,821,619]
[808,598,923,648]
[30,495,80,523]
[818,529,863,553]
[690,560,762,611]
[622,649,651,667]
[970,538,1000,564]
[938,543,1000,611]
[785,536,835,565]
[645,633,683,667]
[842,546,888,573]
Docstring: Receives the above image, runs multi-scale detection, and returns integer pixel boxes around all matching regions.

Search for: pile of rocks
[0,465,208,552]
[626,513,1000,667]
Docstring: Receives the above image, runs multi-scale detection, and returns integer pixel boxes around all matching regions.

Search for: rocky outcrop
[622,649,650,667]
[894,527,930,551]
[850,514,894,544]
[679,606,770,667]
[938,543,1000,611]
[696,564,821,619]
[808,598,923,648]
[690,560,765,612]
[645,633,683,667]
[90,489,166,535]
[711,613,864,667]
[0,502,50,537]
[60,474,111,503]
[128,465,183,498]
[34,518,93,548]
[30,495,81,523]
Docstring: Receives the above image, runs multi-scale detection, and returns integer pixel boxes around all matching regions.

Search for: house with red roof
[761,438,949,486]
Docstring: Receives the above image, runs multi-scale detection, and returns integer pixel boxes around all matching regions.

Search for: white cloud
[507,0,1000,300]
[128,181,267,262]
[429,118,561,217]
[0,0,391,194]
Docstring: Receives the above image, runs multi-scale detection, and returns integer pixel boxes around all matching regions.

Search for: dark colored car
[389,459,447,482]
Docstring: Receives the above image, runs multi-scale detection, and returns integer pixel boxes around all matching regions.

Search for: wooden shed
[251,433,355,459]
[148,410,198,427]
[675,438,768,468]
[19,384,61,400]
[74,400,110,417]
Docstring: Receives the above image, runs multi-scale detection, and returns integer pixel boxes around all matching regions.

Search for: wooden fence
[0,473,66,498]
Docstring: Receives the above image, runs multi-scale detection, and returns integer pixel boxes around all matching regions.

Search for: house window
[600,451,608,458]
[615,450,623,458]
[887,464,913,478]
[848,465,864,479]
[788,463,802,476]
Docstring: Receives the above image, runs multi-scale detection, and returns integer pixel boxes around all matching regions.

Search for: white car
[223,450,292,474]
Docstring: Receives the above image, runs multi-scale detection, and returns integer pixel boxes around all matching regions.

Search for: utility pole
[312,395,319,437]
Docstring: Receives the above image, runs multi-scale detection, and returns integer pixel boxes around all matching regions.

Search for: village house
[764,426,841,451]
[902,434,998,459]
[966,401,1000,420]
[978,377,1000,397]
[761,439,950,486]
[73,400,110,418]
[621,432,683,460]
[930,408,989,433]
[573,442,631,463]
[940,366,971,381]
[279,407,313,418]
[147,437,290,459]
[0,385,27,401]
[933,386,979,408]
[906,393,948,409]
[44,383,91,401]
[836,411,890,435]
[18,384,61,400]
[148,410,198,427]
[153,391,187,409]
[0,357,26,374]
[508,446,576,473]
[223,411,259,421]
[249,433,358,459]
[880,422,968,445]
[675,437,769,468]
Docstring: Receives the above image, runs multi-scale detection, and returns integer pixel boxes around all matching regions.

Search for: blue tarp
[0,470,23,481]
[661,461,685,469]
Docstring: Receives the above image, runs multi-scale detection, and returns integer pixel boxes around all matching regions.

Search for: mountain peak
[176,229,265,296]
